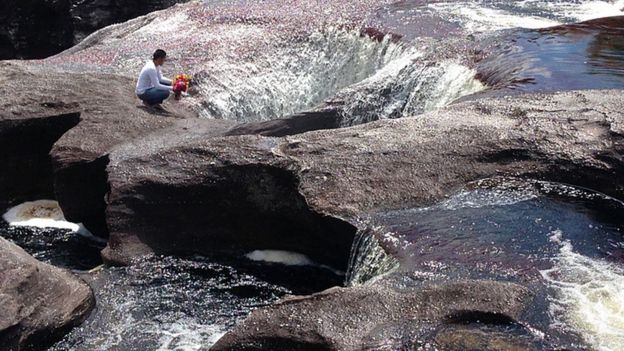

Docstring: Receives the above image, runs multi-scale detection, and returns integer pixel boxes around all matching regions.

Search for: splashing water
[334,51,484,126]
[195,28,405,122]
[194,27,485,123]
[542,232,624,351]
[2,200,100,242]
[360,178,624,349]
[346,228,399,286]
[49,256,292,351]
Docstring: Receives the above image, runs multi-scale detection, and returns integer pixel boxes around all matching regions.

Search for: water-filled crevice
[53,154,111,238]
[106,163,358,275]
[0,112,80,209]
[364,178,624,349]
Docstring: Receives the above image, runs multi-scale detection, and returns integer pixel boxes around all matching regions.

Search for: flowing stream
[1,201,341,350]
[4,1,624,350]
[362,179,624,350]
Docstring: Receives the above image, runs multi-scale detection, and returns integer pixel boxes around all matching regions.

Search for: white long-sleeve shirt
[135,60,172,95]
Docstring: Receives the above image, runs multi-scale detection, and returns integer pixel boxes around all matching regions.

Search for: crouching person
[136,49,172,109]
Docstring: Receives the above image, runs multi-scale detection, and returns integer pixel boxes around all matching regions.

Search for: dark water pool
[478,17,624,92]
[373,179,624,281]
[0,218,342,351]
[370,178,624,350]
[0,221,104,270]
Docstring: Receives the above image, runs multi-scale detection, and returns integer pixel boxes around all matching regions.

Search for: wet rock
[104,89,624,267]
[433,326,540,351]
[0,237,94,350]
[103,139,357,267]
[0,62,209,237]
[211,280,538,351]
[225,110,341,138]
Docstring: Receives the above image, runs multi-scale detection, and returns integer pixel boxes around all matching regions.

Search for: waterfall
[333,52,484,127]
[195,28,404,122]
[345,227,399,286]
[541,230,624,351]
[194,28,483,123]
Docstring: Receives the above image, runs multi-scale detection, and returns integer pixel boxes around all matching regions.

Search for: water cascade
[346,227,400,286]
[363,178,624,349]
[195,28,484,124]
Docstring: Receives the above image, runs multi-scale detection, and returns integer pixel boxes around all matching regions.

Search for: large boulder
[211,280,546,351]
[0,61,208,236]
[102,89,624,268]
[0,237,95,350]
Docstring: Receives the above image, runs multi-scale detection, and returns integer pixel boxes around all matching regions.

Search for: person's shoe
[142,100,154,108]
[153,104,166,112]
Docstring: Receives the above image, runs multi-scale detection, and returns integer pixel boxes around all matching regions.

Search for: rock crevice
[0,112,80,210]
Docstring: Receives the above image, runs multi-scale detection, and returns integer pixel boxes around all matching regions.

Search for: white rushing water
[335,50,484,126]
[2,200,97,240]
[245,250,314,266]
[542,230,624,351]
[428,0,624,32]
[346,228,399,286]
[196,27,404,122]
[154,320,225,351]
[195,27,484,124]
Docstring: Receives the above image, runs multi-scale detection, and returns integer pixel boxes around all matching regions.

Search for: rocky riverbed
[1,0,624,350]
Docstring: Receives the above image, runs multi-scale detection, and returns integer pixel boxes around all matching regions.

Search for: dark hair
[153,49,167,60]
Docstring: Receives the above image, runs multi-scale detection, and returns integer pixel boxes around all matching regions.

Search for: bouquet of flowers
[173,74,192,99]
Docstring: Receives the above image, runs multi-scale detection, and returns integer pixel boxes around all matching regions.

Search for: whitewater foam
[541,231,624,351]
[429,0,624,32]
[429,3,559,32]
[196,27,404,122]
[245,250,314,266]
[2,200,95,239]
[155,320,225,351]
[336,52,484,126]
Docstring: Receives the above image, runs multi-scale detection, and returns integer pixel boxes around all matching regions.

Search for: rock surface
[0,237,94,350]
[103,89,624,268]
[211,280,543,351]
[0,61,210,236]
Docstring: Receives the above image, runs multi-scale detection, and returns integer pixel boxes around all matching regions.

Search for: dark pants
[138,85,170,105]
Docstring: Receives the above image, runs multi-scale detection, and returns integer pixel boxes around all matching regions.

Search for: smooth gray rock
[103,89,624,267]
[211,280,540,351]
[0,237,95,350]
